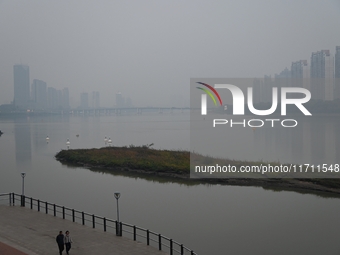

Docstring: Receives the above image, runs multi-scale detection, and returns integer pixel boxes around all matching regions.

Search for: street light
[114,192,121,236]
[21,173,26,207]
[21,173,26,195]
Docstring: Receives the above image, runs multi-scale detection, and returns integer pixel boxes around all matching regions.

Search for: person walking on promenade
[56,231,64,255]
[64,230,73,255]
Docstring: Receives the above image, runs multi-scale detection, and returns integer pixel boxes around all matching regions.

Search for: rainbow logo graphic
[196,82,223,115]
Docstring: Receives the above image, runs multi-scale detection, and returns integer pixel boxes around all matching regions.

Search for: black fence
[0,193,197,255]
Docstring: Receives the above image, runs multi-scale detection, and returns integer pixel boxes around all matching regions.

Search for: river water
[0,111,340,255]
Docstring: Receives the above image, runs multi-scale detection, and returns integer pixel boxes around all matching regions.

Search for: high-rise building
[291,60,309,90]
[13,64,30,109]
[274,67,291,89]
[310,50,334,101]
[335,46,340,100]
[116,92,124,108]
[31,79,47,110]
[125,97,132,108]
[92,91,100,108]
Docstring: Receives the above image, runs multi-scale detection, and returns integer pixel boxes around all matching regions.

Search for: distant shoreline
[55,146,340,197]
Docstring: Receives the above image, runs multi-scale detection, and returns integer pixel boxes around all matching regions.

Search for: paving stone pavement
[0,205,167,255]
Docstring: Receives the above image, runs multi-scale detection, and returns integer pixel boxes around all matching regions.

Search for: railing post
[21,195,25,207]
[181,244,184,255]
[147,230,150,245]
[62,206,65,219]
[53,204,56,216]
[103,218,106,232]
[38,200,40,211]
[191,251,194,255]
[119,222,122,236]
[12,193,15,205]
[92,214,95,228]
[9,193,11,206]
[72,209,75,222]
[170,239,173,255]
[133,226,136,241]
[82,212,85,225]
[115,221,122,236]
[158,234,162,250]
[30,197,33,209]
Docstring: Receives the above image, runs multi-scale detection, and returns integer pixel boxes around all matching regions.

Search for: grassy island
[56,145,189,175]
[55,146,340,197]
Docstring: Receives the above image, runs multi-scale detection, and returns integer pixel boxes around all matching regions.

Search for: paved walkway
[0,205,167,255]
[0,241,29,255]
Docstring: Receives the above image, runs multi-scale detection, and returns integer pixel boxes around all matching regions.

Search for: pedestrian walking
[56,231,64,255]
[64,230,73,255]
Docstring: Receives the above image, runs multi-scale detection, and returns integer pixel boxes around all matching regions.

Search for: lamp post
[21,173,26,206]
[114,192,121,236]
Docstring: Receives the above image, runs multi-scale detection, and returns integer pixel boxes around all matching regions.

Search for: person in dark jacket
[56,231,64,255]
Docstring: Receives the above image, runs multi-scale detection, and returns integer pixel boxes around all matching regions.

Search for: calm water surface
[0,112,340,255]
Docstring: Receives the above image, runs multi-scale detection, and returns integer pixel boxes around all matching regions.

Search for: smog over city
[1,1,340,109]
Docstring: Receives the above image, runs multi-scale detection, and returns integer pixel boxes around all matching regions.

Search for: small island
[56,145,190,177]
[55,145,340,196]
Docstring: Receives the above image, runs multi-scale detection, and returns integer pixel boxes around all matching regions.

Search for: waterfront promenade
[0,205,167,255]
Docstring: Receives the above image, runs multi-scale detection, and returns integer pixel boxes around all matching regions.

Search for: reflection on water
[251,117,340,164]
[192,115,340,167]
[14,117,32,170]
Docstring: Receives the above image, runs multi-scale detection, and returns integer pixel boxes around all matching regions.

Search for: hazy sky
[1,0,339,107]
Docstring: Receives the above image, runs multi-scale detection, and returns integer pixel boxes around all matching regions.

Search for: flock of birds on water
[0,129,112,149]
[45,135,112,149]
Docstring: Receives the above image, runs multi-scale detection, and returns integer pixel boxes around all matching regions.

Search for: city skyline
[253,46,340,104]
[7,44,340,112]
[1,1,340,108]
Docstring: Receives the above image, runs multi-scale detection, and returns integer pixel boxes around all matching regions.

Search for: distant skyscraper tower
[274,67,291,91]
[31,79,47,110]
[335,46,340,100]
[310,50,334,101]
[13,64,30,109]
[291,60,309,90]
[116,92,124,108]
[92,91,100,108]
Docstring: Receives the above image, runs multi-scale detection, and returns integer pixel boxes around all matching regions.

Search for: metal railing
[0,193,197,255]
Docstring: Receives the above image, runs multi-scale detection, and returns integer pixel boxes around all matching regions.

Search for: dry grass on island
[55,144,190,174]
[55,145,340,196]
